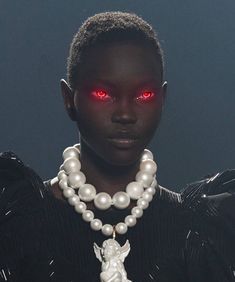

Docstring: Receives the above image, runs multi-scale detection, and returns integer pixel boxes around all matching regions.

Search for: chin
[101,146,143,167]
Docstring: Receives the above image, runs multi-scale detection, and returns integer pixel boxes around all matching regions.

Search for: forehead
[78,42,162,86]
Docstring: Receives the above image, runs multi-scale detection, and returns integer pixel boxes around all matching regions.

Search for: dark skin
[51,41,167,207]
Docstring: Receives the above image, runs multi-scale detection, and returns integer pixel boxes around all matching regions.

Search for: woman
[0,11,235,282]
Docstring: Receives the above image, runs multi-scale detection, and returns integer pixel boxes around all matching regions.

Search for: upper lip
[108,131,138,140]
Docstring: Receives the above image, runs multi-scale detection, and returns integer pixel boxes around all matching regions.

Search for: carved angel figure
[94,239,132,282]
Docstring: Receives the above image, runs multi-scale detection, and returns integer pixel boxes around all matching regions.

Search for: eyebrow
[87,78,161,88]
[90,79,116,88]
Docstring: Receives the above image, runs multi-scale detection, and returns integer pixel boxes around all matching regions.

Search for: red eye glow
[91,90,110,101]
[91,89,157,102]
[137,91,155,101]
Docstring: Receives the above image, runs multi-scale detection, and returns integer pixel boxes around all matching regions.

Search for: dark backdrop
[1,0,234,191]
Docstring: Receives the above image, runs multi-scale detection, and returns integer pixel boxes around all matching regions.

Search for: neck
[79,142,141,196]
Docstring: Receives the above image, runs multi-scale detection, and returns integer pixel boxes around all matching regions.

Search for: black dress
[0,151,235,282]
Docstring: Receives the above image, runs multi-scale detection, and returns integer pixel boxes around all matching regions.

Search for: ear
[161,80,167,102]
[60,79,77,121]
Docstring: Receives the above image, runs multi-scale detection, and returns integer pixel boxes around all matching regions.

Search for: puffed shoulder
[180,169,235,223]
[180,170,235,280]
[0,151,46,222]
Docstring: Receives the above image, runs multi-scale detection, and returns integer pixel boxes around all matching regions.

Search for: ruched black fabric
[0,151,235,282]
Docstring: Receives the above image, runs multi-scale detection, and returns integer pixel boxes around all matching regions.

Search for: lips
[107,130,139,149]
[107,137,138,149]
[108,131,138,140]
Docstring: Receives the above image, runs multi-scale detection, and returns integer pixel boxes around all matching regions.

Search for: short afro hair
[67,11,164,91]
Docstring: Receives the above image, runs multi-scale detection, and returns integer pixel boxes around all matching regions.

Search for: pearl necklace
[56,144,158,237]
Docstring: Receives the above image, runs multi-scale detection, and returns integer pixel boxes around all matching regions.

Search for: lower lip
[108,138,138,149]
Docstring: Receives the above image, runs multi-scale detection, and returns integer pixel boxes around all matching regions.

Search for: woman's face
[65,42,166,166]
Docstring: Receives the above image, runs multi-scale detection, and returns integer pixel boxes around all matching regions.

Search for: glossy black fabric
[0,151,235,282]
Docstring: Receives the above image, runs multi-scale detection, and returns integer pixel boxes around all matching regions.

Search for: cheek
[75,105,110,137]
[140,106,162,137]
[141,104,162,125]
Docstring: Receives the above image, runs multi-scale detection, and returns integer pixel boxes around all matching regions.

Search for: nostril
[111,114,137,124]
[111,108,137,124]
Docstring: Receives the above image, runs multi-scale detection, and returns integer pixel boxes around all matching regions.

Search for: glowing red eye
[96,90,106,98]
[137,91,155,101]
[91,90,110,101]
[143,91,152,98]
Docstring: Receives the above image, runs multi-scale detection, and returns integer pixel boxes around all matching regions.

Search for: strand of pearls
[56,144,158,236]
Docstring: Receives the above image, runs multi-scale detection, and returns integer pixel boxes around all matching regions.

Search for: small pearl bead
[140,159,157,175]
[137,198,149,209]
[142,191,153,202]
[57,170,67,181]
[82,210,94,222]
[131,206,143,218]
[63,146,80,160]
[94,192,112,210]
[113,192,130,209]
[90,219,102,231]
[125,215,137,227]
[74,202,87,214]
[68,171,86,189]
[146,187,156,195]
[63,188,75,198]
[126,181,144,200]
[68,195,80,206]
[151,178,158,188]
[59,179,68,190]
[135,171,153,187]
[141,149,153,161]
[63,157,81,173]
[78,184,96,202]
[73,144,81,152]
[102,224,113,236]
[115,223,128,235]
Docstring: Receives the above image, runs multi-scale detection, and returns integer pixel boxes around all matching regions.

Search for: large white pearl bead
[63,157,81,173]
[115,223,128,234]
[90,219,103,231]
[131,206,143,218]
[68,195,80,206]
[141,149,154,161]
[126,181,144,200]
[78,184,96,202]
[57,170,67,181]
[74,202,87,214]
[125,215,137,227]
[68,171,86,189]
[146,187,156,195]
[63,146,80,160]
[94,192,112,210]
[140,159,157,175]
[82,210,94,222]
[142,191,153,202]
[59,179,68,190]
[113,192,130,209]
[135,171,153,187]
[63,188,75,198]
[102,224,113,236]
[137,198,149,209]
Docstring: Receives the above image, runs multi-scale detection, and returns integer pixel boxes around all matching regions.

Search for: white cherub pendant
[94,239,132,282]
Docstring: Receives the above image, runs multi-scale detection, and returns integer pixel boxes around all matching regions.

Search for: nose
[111,98,137,125]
